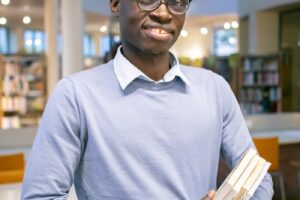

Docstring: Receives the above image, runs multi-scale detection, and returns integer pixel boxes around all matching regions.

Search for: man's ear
[110,0,120,17]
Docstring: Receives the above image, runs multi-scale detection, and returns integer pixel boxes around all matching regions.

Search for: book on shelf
[215,148,271,200]
[0,55,46,128]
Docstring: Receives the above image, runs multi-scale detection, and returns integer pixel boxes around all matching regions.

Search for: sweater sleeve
[217,76,274,199]
[21,78,83,200]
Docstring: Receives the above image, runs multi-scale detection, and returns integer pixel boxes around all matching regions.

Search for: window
[57,32,63,54]
[34,31,45,53]
[83,34,97,56]
[0,27,8,53]
[23,30,46,54]
[214,28,238,56]
[0,27,18,54]
[100,34,121,57]
[100,35,110,57]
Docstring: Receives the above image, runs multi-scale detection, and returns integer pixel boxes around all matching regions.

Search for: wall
[281,10,300,111]
[247,11,279,55]
[171,28,212,60]
[255,12,279,54]
[187,0,238,16]
[238,17,249,55]
[239,0,285,55]
[239,0,300,17]
[84,0,110,16]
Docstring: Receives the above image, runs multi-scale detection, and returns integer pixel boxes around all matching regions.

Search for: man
[21,0,274,199]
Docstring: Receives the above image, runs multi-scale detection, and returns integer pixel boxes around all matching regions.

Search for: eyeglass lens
[137,0,189,14]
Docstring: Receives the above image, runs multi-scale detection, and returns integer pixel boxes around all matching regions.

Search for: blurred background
[0,0,300,199]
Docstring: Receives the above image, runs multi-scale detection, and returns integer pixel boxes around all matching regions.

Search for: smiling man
[114,0,187,81]
[21,0,273,200]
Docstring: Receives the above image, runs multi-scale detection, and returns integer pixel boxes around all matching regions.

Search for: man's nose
[149,1,172,22]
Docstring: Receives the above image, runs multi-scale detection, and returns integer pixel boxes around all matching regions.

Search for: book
[224,154,260,199]
[234,157,266,200]
[215,148,271,200]
[215,148,257,200]
[242,162,271,200]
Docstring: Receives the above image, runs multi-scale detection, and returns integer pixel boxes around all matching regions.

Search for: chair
[253,137,286,200]
[0,153,25,184]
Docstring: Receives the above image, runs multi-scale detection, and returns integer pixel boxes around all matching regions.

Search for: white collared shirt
[113,46,190,90]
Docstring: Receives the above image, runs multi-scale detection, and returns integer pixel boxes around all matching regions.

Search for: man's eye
[169,0,185,6]
[139,0,155,5]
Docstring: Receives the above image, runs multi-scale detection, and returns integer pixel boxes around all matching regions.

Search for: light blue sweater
[21,60,273,199]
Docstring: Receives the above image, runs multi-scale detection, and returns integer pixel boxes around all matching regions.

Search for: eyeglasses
[136,0,190,15]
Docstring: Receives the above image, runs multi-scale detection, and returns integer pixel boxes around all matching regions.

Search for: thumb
[207,190,216,198]
[201,190,216,200]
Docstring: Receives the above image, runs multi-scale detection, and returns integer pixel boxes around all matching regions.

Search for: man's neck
[121,45,170,81]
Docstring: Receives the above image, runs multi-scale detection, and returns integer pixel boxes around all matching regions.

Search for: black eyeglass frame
[136,0,190,15]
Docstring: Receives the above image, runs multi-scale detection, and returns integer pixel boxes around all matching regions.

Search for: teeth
[150,28,168,34]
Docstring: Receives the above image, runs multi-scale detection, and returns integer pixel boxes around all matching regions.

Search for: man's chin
[145,46,170,56]
[123,40,170,56]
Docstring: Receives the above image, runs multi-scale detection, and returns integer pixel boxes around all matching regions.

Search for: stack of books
[215,148,271,200]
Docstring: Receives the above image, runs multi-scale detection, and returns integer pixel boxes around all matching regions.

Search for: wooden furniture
[253,137,286,200]
[0,153,25,184]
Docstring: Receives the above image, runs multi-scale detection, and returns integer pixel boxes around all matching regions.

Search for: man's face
[111,0,186,55]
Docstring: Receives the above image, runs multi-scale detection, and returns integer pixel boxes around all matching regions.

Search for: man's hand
[201,190,216,200]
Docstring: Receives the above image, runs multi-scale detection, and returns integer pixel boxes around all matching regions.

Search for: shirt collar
[113,46,190,90]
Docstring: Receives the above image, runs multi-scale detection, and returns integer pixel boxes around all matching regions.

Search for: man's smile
[143,25,174,41]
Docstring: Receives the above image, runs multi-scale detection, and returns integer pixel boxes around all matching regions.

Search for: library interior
[0,0,300,199]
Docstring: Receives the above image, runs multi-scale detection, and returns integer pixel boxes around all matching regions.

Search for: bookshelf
[1,55,46,129]
[214,56,231,82]
[213,55,241,97]
[240,55,281,114]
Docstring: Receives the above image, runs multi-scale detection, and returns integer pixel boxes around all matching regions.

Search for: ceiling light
[231,21,239,29]
[298,41,300,47]
[1,0,10,5]
[224,22,231,30]
[0,17,7,25]
[180,30,188,37]
[25,39,33,46]
[99,25,108,33]
[200,27,208,35]
[34,39,42,46]
[23,16,31,24]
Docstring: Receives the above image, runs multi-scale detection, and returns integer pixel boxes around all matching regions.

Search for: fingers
[201,190,216,200]
[207,190,216,198]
